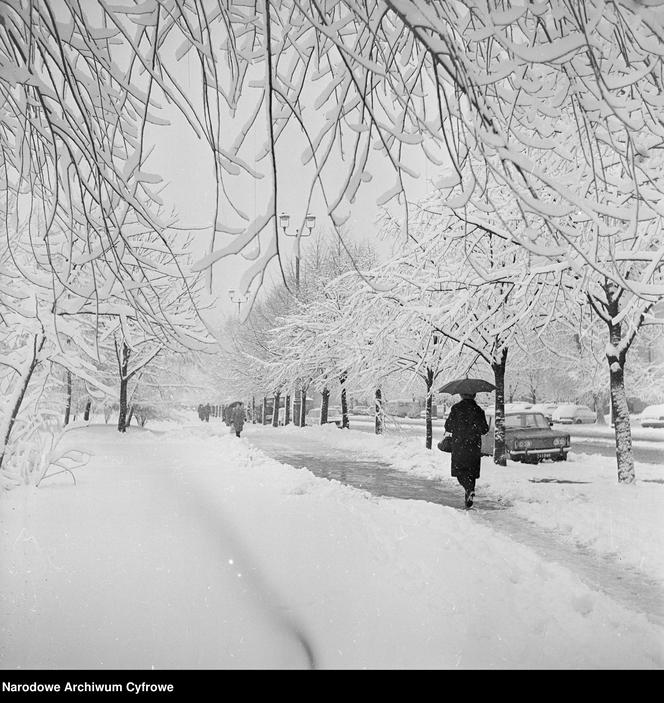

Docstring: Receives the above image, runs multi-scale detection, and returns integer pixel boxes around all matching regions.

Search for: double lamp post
[279,212,316,425]
[228,212,315,313]
[229,213,317,425]
[279,212,316,289]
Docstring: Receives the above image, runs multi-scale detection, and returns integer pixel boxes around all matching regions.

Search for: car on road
[504,402,534,412]
[530,403,559,422]
[306,405,343,427]
[481,409,571,463]
[551,404,596,424]
[352,405,372,416]
[639,404,664,428]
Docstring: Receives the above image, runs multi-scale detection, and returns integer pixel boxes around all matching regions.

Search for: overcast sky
[147,48,445,323]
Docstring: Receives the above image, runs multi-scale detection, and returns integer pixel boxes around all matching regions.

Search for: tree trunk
[272,392,280,427]
[600,283,637,484]
[251,396,256,423]
[284,394,291,425]
[609,362,635,483]
[0,334,45,471]
[118,376,128,432]
[321,387,330,425]
[83,398,92,421]
[117,342,130,433]
[262,396,268,425]
[609,385,615,427]
[425,368,433,450]
[593,392,606,425]
[375,388,383,435]
[606,343,635,483]
[492,347,508,466]
[299,387,308,426]
[126,404,135,427]
[63,369,72,426]
[340,373,349,429]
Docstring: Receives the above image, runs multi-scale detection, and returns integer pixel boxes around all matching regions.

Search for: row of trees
[218,220,662,483]
[0,2,215,486]
[197,1,664,486]
[2,2,664,488]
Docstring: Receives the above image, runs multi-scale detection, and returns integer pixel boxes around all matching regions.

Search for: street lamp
[280,212,316,289]
[228,289,248,314]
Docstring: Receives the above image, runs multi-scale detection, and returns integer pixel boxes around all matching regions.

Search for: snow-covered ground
[0,418,662,670]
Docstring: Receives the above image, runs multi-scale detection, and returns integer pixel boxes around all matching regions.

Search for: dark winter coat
[231,405,245,432]
[444,398,489,478]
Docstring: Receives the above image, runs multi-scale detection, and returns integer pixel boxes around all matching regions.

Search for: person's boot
[464,489,474,508]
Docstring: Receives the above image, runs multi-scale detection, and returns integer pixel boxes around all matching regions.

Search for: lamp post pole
[228,289,248,315]
[278,213,316,425]
[279,213,316,290]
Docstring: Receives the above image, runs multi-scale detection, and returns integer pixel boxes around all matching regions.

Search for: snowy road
[344,417,664,465]
[249,426,664,629]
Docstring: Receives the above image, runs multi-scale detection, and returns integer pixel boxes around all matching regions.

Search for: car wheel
[575,418,583,424]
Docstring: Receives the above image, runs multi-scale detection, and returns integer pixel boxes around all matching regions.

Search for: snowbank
[285,424,664,581]
[0,421,662,670]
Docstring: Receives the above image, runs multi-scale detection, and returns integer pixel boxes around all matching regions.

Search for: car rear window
[506,413,549,428]
[525,413,550,428]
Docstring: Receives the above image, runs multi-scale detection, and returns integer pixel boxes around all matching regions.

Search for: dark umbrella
[438,378,496,395]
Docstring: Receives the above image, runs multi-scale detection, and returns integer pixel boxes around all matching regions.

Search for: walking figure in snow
[231,403,245,438]
[444,393,489,508]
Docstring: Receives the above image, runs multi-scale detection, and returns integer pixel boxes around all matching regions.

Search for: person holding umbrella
[440,378,492,508]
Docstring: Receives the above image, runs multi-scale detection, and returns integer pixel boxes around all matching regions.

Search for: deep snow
[0,417,662,670]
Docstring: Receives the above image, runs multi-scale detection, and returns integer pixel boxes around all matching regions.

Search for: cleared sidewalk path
[248,425,664,628]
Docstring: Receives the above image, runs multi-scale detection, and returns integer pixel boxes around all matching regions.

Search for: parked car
[551,404,596,424]
[530,403,559,422]
[504,402,534,412]
[386,399,419,418]
[352,405,371,416]
[639,404,664,428]
[306,406,343,427]
[481,410,571,463]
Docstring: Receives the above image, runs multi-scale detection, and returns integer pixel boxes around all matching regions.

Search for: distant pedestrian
[204,403,211,422]
[444,393,489,508]
[197,403,205,421]
[231,403,245,438]
[223,405,233,430]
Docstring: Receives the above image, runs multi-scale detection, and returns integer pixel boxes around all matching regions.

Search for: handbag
[437,434,453,453]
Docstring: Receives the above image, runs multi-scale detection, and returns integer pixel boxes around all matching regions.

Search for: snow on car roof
[484,407,545,415]
[641,404,664,416]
